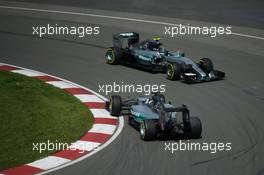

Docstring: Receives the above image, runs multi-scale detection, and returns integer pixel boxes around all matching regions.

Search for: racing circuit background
[0,0,264,174]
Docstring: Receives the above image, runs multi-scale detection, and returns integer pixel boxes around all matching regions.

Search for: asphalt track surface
[0,1,264,175]
[6,0,264,29]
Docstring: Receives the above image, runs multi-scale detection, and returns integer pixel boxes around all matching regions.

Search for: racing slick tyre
[166,62,181,80]
[109,95,122,116]
[140,120,157,141]
[199,58,214,74]
[187,117,202,139]
[105,47,122,64]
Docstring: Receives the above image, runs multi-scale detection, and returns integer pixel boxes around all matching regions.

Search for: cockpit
[136,39,170,57]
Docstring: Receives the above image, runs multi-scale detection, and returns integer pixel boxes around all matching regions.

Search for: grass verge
[0,70,93,170]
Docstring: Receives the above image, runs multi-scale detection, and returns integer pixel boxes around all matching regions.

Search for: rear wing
[113,32,139,48]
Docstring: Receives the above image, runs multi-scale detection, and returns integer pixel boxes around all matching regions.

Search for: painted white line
[0,5,263,40]
[12,69,45,77]
[28,156,70,170]
[46,80,78,89]
[89,124,116,135]
[74,94,105,103]
[232,32,264,40]
[90,109,117,119]
[70,140,101,151]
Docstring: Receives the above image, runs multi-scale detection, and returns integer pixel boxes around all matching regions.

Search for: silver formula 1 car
[106,92,202,141]
[105,32,225,83]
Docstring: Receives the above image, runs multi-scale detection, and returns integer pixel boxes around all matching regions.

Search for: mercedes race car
[105,32,225,82]
[106,92,202,140]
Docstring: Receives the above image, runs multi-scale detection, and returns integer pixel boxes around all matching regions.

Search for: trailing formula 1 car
[106,92,202,140]
[105,32,225,82]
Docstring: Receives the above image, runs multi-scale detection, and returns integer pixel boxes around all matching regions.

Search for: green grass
[0,70,93,170]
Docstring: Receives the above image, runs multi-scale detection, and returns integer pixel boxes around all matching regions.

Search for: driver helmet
[145,37,161,51]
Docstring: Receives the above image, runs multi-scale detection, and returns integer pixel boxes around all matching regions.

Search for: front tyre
[105,47,121,64]
[198,58,214,74]
[140,120,157,141]
[109,95,122,116]
[166,62,181,80]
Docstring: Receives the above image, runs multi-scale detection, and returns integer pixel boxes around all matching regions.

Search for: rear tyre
[105,47,122,64]
[166,62,181,80]
[198,58,214,74]
[109,95,122,116]
[188,117,202,139]
[140,120,157,141]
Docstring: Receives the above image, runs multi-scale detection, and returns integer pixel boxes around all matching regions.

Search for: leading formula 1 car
[106,92,202,140]
[105,32,225,82]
